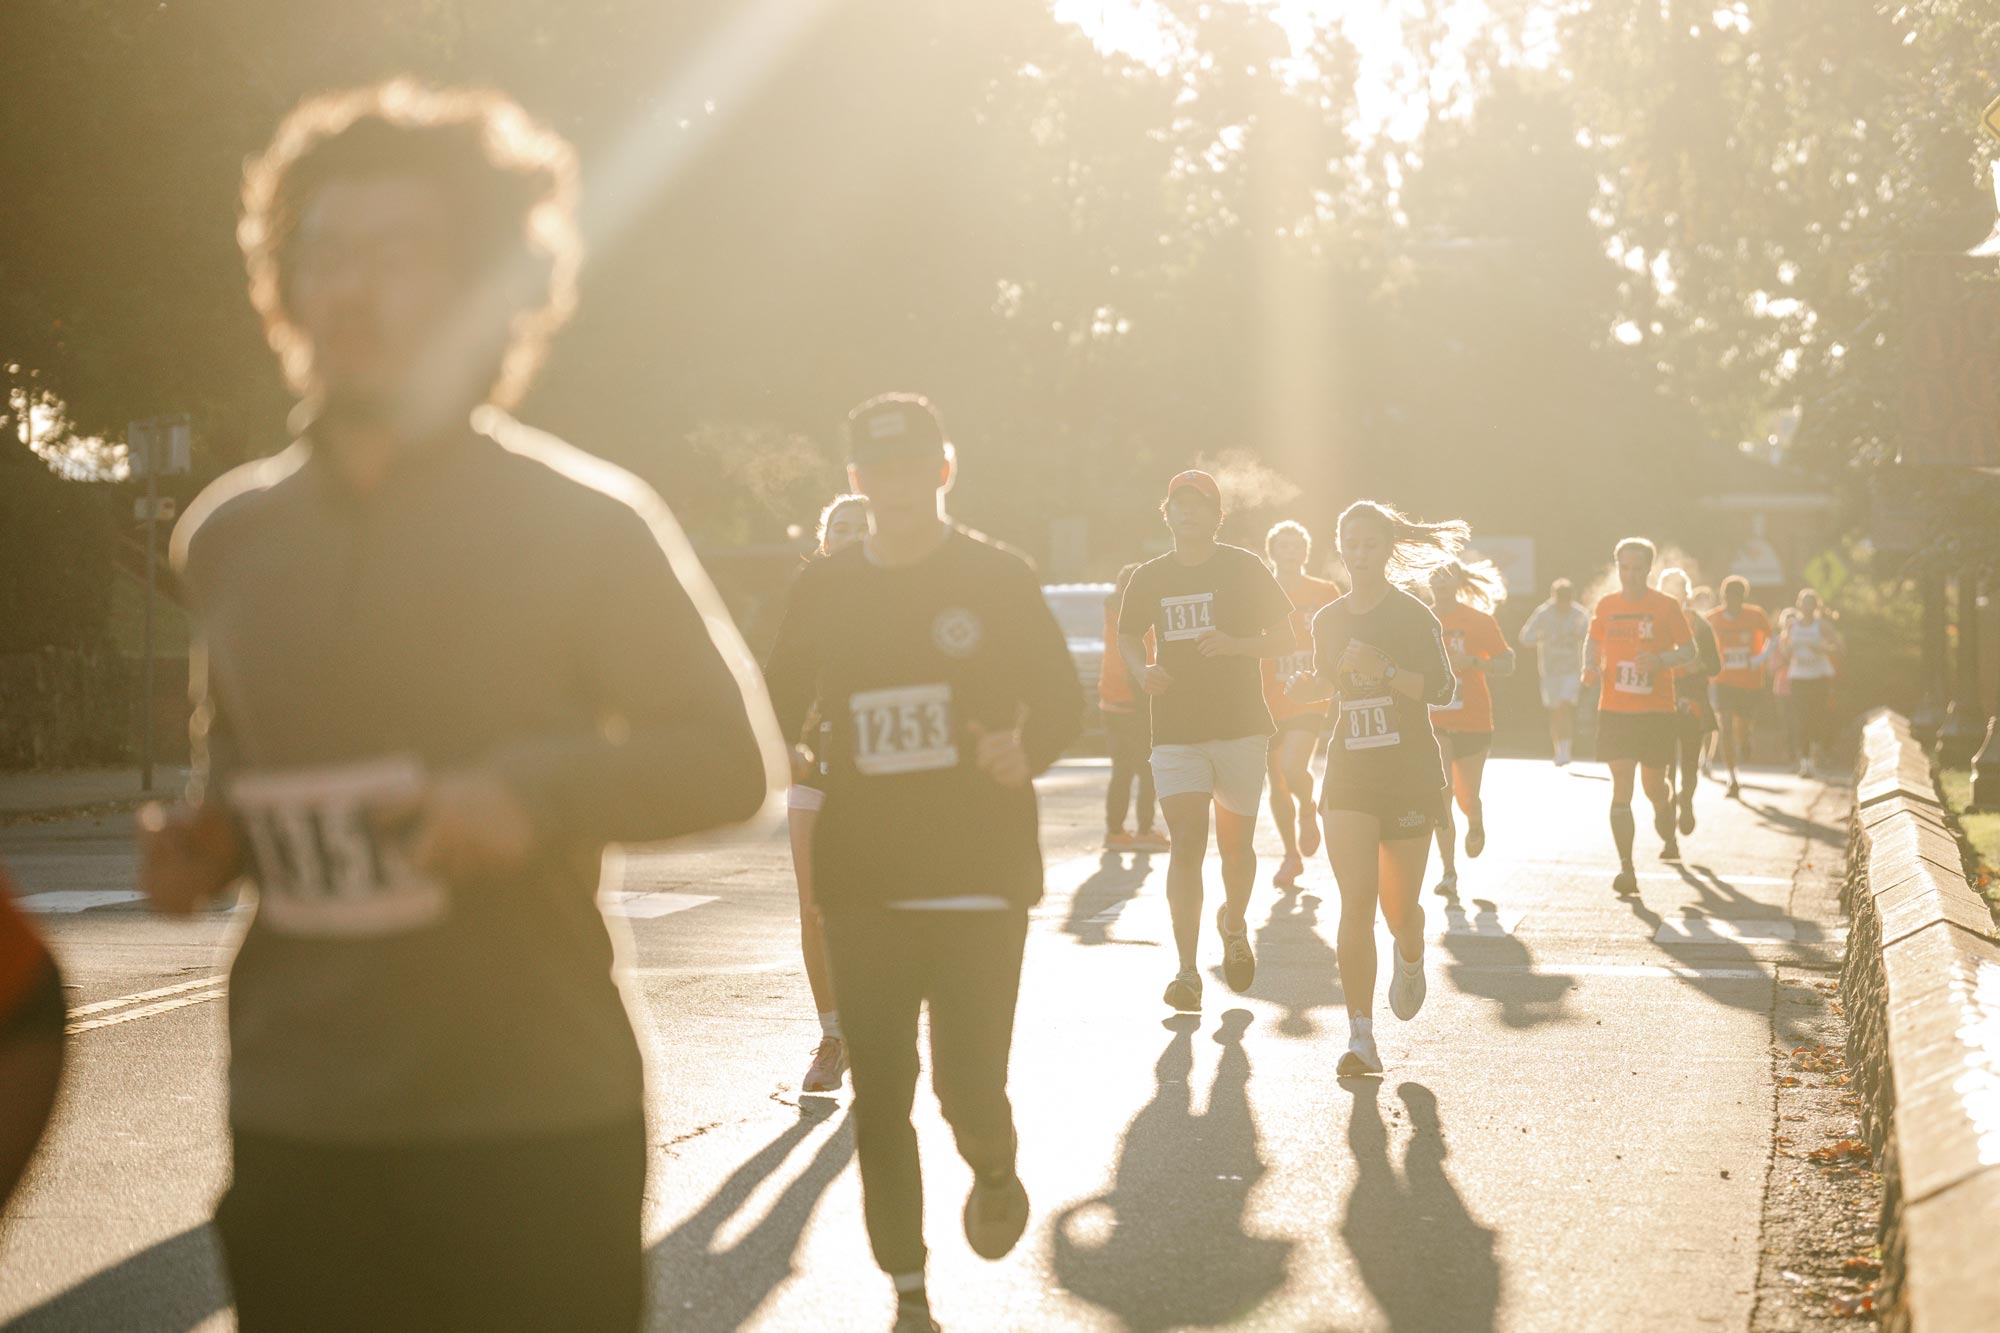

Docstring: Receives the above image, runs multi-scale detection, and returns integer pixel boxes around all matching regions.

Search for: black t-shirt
[1117,545,1293,745]
[762,527,1083,910]
[1311,588,1455,795]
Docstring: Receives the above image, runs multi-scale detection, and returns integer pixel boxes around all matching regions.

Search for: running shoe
[1677,798,1696,837]
[1797,757,1814,778]
[1726,780,1741,800]
[803,1037,847,1093]
[1613,867,1639,896]
[1434,869,1459,897]
[1274,851,1304,889]
[893,1298,942,1333]
[1133,828,1171,854]
[1299,812,1321,859]
[963,1167,1030,1260]
[1661,835,1682,862]
[1105,829,1136,852]
[1387,945,1427,1021]
[1163,969,1202,1012]
[1464,820,1486,859]
[1217,906,1256,992]
[1337,1029,1383,1077]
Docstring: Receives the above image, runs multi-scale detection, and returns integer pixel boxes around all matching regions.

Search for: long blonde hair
[1432,557,1507,615]
[1338,501,1470,588]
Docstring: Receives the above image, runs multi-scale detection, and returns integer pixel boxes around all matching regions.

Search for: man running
[1427,559,1514,894]
[1118,472,1294,1012]
[763,393,1081,1333]
[1705,576,1772,798]
[1100,564,1166,853]
[140,84,784,1332]
[1262,521,1342,888]
[1584,538,1698,893]
[1658,567,1723,835]
[1518,577,1589,765]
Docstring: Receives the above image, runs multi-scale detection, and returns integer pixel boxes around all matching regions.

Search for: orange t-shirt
[0,872,53,1025]
[1589,588,1693,714]
[1431,604,1509,733]
[1099,599,1155,712]
[1706,605,1771,689]
[1264,574,1343,719]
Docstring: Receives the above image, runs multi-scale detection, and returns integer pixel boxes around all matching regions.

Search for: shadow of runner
[1251,890,1344,1036]
[1052,1011,1291,1330]
[1340,1082,1500,1333]
[1741,800,1844,850]
[1063,851,1157,947]
[1624,885,1800,1044]
[1438,898,1578,1030]
[646,1098,854,1331]
[4,1222,229,1332]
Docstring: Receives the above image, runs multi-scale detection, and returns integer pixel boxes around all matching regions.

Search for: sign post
[129,415,191,794]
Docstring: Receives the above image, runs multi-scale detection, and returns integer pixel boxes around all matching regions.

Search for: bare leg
[1213,804,1258,932]
[1325,810,1383,1018]
[1280,730,1319,856]
[1264,744,1298,862]
[1160,792,1212,974]
[788,806,836,1015]
[1376,835,1431,969]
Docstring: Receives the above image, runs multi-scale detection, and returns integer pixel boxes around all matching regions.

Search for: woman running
[788,494,868,1093]
[1262,521,1343,888]
[1287,501,1464,1076]
[1425,558,1514,896]
[1657,568,1722,834]
[1778,590,1842,777]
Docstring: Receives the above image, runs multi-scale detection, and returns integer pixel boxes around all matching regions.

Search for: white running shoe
[1337,1028,1383,1076]
[1434,869,1459,897]
[1387,944,1427,1021]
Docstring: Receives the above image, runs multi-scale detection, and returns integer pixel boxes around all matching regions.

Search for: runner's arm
[1476,647,1517,678]
[1518,606,1545,646]
[1117,633,1154,684]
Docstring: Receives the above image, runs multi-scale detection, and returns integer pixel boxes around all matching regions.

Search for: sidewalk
[0,768,188,822]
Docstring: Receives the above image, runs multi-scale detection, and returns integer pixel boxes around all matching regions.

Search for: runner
[1518,578,1590,765]
[1690,585,1721,779]
[1426,559,1515,895]
[1583,537,1699,894]
[789,494,868,1094]
[1118,472,1295,1012]
[1262,521,1343,888]
[1705,576,1773,798]
[1285,501,1463,1076]
[1777,589,1843,777]
[763,393,1082,1333]
[1657,568,1723,836]
[0,870,64,1211]
[139,84,785,1332]
[1100,563,1167,853]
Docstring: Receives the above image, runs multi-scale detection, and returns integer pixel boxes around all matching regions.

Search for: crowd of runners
[0,81,1844,1332]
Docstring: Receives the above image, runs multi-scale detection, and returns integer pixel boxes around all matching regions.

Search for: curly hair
[1337,501,1469,588]
[239,81,581,411]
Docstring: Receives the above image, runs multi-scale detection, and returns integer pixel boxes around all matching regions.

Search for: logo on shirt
[932,607,983,658]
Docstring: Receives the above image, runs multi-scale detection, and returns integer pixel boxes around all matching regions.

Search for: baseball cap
[1165,469,1222,505]
[845,393,948,464]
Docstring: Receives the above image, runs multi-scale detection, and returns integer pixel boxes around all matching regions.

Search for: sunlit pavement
[0,757,1848,1331]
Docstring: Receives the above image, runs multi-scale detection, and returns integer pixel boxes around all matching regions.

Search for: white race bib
[1614,661,1653,695]
[1341,695,1401,751]
[850,683,959,776]
[1276,649,1313,680]
[1723,646,1752,672]
[230,756,448,938]
[1160,593,1215,642]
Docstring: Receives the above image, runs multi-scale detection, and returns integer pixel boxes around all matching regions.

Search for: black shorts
[1676,691,1717,736]
[1596,711,1677,767]
[1712,684,1763,718]
[1439,730,1492,761]
[1319,783,1443,841]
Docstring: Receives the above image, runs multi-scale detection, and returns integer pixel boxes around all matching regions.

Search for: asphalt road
[0,756,1848,1331]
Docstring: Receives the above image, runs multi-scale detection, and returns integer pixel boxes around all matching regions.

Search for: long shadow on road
[1063,851,1158,947]
[645,1098,854,1332]
[1251,889,1343,1037]
[1437,897,1578,1030]
[4,1222,228,1332]
[1053,1010,1291,1330]
[1341,1081,1501,1333]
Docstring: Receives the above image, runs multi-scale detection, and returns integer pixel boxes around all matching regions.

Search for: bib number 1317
[850,684,959,776]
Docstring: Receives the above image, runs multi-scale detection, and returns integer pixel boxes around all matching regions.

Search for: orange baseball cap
[1165,469,1221,504]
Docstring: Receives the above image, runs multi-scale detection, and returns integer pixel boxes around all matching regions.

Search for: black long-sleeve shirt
[171,409,786,1142]
[763,526,1082,910]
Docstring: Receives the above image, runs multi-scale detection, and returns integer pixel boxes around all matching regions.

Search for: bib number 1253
[850,684,959,776]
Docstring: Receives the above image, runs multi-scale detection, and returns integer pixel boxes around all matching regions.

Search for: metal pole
[1940,569,1985,767]
[141,423,157,794]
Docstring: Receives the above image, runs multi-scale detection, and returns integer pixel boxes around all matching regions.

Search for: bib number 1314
[850,684,959,776]
[1614,661,1652,694]
[1342,695,1400,751]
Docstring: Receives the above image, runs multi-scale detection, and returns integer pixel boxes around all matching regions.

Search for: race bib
[1614,661,1653,695]
[1276,649,1313,680]
[1723,646,1752,672]
[230,756,448,938]
[850,683,959,776]
[1159,593,1214,642]
[1341,695,1400,751]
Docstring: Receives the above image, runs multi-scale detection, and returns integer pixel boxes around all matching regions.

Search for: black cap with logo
[845,393,948,464]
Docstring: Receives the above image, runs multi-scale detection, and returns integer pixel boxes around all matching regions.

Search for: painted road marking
[1520,864,1795,887]
[1654,916,1813,944]
[605,891,719,919]
[19,890,148,913]
[1440,906,1525,937]
[1451,961,1770,981]
[64,974,228,1035]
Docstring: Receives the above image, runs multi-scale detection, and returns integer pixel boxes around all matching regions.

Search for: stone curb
[1842,709,2000,1331]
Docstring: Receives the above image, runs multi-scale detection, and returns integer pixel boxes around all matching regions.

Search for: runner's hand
[1140,664,1173,695]
[385,772,536,884]
[788,744,815,785]
[1194,629,1238,658]
[967,712,1031,788]
[1339,642,1391,682]
[137,801,241,915]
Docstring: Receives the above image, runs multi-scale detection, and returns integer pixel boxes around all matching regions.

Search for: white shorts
[1540,674,1581,710]
[786,785,826,813]
[1150,737,1269,816]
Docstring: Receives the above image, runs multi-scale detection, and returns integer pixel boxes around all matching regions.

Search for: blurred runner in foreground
[141,82,783,1332]
[763,393,1081,1333]
[788,494,869,1094]
[1520,578,1589,765]
[0,872,64,1212]
[1262,521,1341,889]
[1426,558,1514,896]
